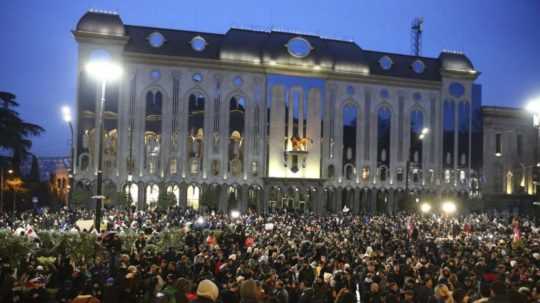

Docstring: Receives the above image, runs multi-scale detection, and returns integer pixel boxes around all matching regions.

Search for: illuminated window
[169,159,177,175]
[506,171,513,194]
[444,169,451,183]
[187,185,200,209]
[166,185,180,205]
[146,184,159,205]
[124,183,138,206]
[361,167,370,181]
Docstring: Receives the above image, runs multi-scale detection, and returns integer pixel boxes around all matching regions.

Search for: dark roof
[124,25,223,60]
[75,11,478,81]
[76,10,125,36]
[364,50,441,81]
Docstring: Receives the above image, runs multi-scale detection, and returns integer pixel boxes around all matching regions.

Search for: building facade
[72,11,482,213]
[481,106,537,212]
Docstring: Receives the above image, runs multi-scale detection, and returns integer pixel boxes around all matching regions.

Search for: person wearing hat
[193,279,219,303]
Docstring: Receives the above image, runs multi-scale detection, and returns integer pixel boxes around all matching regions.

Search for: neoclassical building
[72,10,482,213]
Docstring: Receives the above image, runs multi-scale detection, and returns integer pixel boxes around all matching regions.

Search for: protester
[0,206,538,302]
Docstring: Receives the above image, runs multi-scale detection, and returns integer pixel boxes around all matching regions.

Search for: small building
[481,106,537,214]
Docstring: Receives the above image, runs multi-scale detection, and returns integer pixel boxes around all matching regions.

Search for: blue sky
[1,0,539,156]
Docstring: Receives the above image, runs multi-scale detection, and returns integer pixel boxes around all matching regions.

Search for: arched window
[458,101,470,167]
[410,110,424,165]
[228,96,246,177]
[187,93,205,175]
[144,90,162,174]
[166,185,180,205]
[187,185,200,209]
[146,184,159,205]
[506,171,513,194]
[124,183,139,206]
[328,165,335,178]
[342,104,357,180]
[377,107,391,166]
[443,100,455,168]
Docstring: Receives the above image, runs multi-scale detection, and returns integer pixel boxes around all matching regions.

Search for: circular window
[148,32,165,48]
[379,56,393,70]
[449,82,465,98]
[150,69,161,80]
[233,76,243,87]
[286,37,312,58]
[190,36,207,52]
[413,92,422,101]
[192,73,203,82]
[412,59,425,74]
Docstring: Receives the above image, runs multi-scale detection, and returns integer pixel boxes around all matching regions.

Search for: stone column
[370,190,377,214]
[314,189,322,214]
[353,188,360,214]
[240,184,248,212]
[259,186,267,214]
[335,188,342,213]
[138,182,145,210]
[360,189,367,214]
[218,184,228,213]
[179,183,187,209]
[387,190,395,215]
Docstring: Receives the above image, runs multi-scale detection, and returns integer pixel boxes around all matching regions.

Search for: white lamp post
[85,59,122,230]
[62,106,74,207]
[526,97,540,217]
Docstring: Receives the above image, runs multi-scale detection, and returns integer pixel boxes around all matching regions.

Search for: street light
[61,106,74,208]
[419,127,429,140]
[526,97,540,214]
[86,59,122,231]
[420,202,431,213]
[441,201,457,215]
[230,210,240,219]
[196,216,205,225]
[0,168,13,212]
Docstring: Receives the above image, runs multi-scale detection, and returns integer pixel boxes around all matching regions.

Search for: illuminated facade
[73,11,482,213]
[481,106,537,210]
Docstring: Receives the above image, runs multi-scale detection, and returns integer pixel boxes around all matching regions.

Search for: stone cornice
[72,30,130,45]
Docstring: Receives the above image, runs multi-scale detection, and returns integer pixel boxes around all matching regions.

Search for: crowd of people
[0,206,539,303]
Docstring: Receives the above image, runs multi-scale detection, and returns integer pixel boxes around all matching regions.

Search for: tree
[0,92,44,174]
[71,188,93,209]
[158,192,176,210]
[107,191,130,209]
